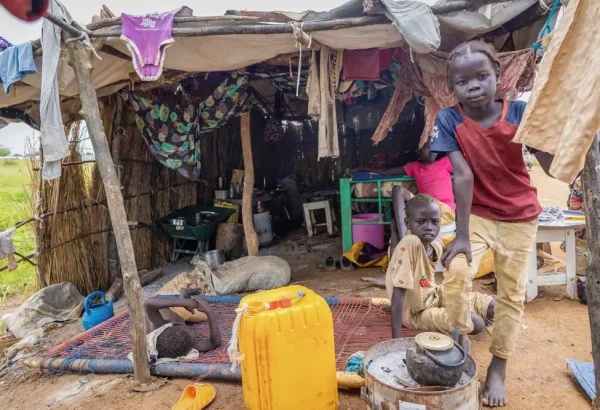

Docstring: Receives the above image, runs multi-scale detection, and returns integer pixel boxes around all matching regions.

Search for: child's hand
[191,296,212,314]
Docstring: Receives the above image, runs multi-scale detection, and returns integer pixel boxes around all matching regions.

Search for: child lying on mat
[142,294,222,361]
[388,194,495,338]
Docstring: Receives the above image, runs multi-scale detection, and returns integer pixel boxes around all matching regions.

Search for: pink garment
[403,156,455,212]
[120,8,180,81]
[343,49,380,81]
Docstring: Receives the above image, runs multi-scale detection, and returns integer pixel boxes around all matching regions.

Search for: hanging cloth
[513,0,600,183]
[128,93,201,180]
[128,72,251,179]
[318,46,339,159]
[198,72,250,132]
[120,8,180,81]
[39,0,72,180]
[306,50,321,117]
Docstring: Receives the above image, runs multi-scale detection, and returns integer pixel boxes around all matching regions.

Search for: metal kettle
[405,330,467,387]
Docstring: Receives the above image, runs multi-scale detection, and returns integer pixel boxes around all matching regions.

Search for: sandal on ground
[323,256,337,271]
[340,256,355,272]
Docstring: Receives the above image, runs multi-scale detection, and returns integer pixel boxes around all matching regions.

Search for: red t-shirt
[404,157,456,212]
[430,100,541,223]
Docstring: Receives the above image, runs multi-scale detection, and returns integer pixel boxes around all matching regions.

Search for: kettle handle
[84,291,107,315]
[423,341,467,368]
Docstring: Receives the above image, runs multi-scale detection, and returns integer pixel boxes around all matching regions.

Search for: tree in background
[0,145,11,157]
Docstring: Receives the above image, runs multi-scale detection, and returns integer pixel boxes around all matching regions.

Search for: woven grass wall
[35,86,424,295]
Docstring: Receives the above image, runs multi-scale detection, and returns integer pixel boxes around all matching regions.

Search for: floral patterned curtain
[128,72,250,179]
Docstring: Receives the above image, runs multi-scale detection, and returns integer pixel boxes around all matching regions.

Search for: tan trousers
[444,214,537,359]
[411,290,493,334]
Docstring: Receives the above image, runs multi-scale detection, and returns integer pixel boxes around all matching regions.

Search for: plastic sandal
[323,256,337,271]
[172,384,216,410]
[340,256,355,272]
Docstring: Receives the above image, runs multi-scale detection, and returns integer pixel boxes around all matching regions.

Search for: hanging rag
[343,49,381,81]
[0,227,16,261]
[318,46,339,159]
[306,50,321,116]
[0,42,37,93]
[378,0,440,54]
[39,0,72,180]
[371,49,535,146]
[120,8,180,81]
[513,0,600,183]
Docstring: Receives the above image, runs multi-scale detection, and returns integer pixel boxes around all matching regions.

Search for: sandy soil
[0,166,593,410]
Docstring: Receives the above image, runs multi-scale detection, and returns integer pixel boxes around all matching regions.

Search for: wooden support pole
[90,15,390,38]
[107,95,124,284]
[241,113,259,257]
[582,133,600,409]
[35,151,47,289]
[64,37,151,383]
[87,14,260,31]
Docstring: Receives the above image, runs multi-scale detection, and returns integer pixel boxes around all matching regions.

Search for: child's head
[405,194,441,245]
[447,40,501,109]
[155,325,195,359]
[417,138,435,165]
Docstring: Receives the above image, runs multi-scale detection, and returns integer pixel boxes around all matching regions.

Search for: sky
[0,0,345,155]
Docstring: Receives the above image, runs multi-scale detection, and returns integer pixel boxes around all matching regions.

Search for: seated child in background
[388,194,495,338]
[143,294,221,360]
[355,137,455,226]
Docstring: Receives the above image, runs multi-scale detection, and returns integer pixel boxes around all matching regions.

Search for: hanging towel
[318,46,339,159]
[121,8,180,81]
[306,50,321,117]
[513,0,600,183]
[0,43,37,93]
[39,0,71,180]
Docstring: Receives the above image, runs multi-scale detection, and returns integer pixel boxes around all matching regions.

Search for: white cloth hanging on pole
[40,0,72,180]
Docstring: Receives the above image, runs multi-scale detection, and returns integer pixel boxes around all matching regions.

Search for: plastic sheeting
[0,0,545,108]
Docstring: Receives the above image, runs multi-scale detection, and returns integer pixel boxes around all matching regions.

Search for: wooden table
[526,220,586,302]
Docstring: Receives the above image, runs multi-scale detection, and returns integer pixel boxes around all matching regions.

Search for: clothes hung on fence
[39,0,72,181]
[0,42,37,93]
[129,72,250,179]
[513,0,600,184]
[121,8,180,81]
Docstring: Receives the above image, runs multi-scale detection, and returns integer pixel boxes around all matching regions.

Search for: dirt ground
[0,166,593,409]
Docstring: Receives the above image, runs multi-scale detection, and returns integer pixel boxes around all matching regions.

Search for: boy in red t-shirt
[431,40,554,407]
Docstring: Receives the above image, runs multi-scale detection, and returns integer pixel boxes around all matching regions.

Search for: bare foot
[482,356,508,407]
[361,275,386,287]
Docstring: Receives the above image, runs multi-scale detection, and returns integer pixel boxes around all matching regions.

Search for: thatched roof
[0,0,548,109]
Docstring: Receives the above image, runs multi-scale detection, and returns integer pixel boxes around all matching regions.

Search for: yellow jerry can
[237,285,338,410]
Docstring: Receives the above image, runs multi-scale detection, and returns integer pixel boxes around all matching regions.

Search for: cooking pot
[202,249,225,269]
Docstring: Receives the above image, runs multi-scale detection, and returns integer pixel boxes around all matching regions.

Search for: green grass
[0,159,36,301]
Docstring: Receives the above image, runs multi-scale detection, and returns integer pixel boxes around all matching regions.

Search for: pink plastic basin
[352,213,384,250]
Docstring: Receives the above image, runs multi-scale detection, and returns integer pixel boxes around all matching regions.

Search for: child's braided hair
[447,40,501,89]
